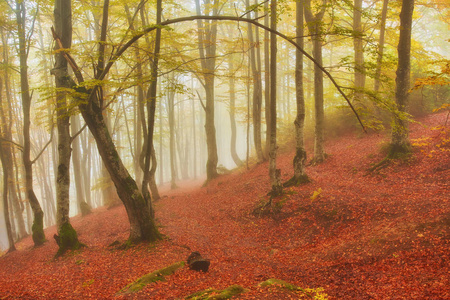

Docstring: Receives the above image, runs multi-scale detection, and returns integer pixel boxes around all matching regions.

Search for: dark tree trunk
[195,0,219,181]
[71,116,91,216]
[391,0,414,155]
[15,0,46,246]
[141,0,162,214]
[228,56,243,167]
[268,0,282,196]
[78,100,161,242]
[353,0,365,103]
[52,1,162,244]
[286,0,310,187]
[247,0,264,163]
[0,49,27,238]
[304,0,327,164]
[374,0,388,92]
[53,0,81,255]
[0,77,16,252]
[264,0,271,159]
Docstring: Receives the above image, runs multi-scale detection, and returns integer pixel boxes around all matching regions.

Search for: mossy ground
[118,261,185,294]
[185,284,246,300]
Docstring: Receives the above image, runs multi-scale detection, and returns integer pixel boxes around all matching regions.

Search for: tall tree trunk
[391,0,414,155]
[124,4,144,187]
[191,88,198,178]
[52,0,161,244]
[228,56,243,167]
[141,0,162,212]
[268,0,282,196]
[305,0,327,164]
[374,0,388,92]
[0,77,16,252]
[246,0,264,163]
[286,0,310,187]
[353,0,365,103]
[78,101,161,242]
[0,148,15,252]
[168,83,178,189]
[159,97,165,183]
[0,45,27,239]
[264,0,271,158]
[71,116,91,216]
[15,0,46,246]
[195,0,219,181]
[53,0,82,256]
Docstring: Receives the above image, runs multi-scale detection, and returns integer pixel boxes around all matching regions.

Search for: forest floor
[0,111,449,299]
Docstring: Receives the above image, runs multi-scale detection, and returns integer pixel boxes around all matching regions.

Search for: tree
[53,0,82,255]
[195,0,220,181]
[71,116,91,216]
[0,28,28,240]
[268,0,282,196]
[52,0,161,243]
[15,0,46,246]
[246,0,264,163]
[374,0,389,92]
[227,54,244,167]
[353,0,365,104]
[141,0,162,212]
[304,0,327,164]
[285,0,310,187]
[168,76,178,189]
[390,0,415,155]
[264,0,271,158]
[0,76,16,252]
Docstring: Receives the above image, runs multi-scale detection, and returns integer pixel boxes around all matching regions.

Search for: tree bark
[168,81,178,189]
[264,0,271,159]
[374,0,388,92]
[141,0,162,212]
[268,0,282,196]
[391,0,414,155]
[228,56,243,167]
[52,1,162,243]
[53,0,82,255]
[353,0,365,103]
[286,0,310,187]
[0,45,27,239]
[71,116,91,216]
[247,0,264,163]
[195,0,219,181]
[0,76,16,252]
[304,0,327,164]
[15,0,46,246]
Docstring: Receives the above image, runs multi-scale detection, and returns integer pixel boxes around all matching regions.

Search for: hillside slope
[0,112,448,299]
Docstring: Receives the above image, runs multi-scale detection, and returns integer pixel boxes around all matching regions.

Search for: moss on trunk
[55,222,81,257]
[31,211,46,246]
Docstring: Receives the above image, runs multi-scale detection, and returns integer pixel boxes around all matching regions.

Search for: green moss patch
[258,278,328,299]
[55,222,83,257]
[118,261,185,295]
[185,284,246,299]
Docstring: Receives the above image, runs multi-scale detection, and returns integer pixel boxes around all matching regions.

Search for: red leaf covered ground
[1,112,449,299]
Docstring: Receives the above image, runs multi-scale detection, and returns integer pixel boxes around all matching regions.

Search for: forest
[0,0,449,298]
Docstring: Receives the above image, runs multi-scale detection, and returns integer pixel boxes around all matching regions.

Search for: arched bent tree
[52,12,364,243]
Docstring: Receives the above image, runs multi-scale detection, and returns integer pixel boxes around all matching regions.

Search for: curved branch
[103,15,366,132]
[53,15,366,132]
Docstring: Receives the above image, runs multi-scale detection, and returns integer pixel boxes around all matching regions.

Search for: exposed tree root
[283,174,311,187]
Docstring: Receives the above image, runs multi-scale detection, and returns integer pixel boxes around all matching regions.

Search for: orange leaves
[0,112,448,299]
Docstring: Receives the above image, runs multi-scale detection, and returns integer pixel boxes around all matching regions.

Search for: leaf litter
[0,112,448,299]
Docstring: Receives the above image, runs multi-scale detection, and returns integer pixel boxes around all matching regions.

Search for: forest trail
[0,112,448,299]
